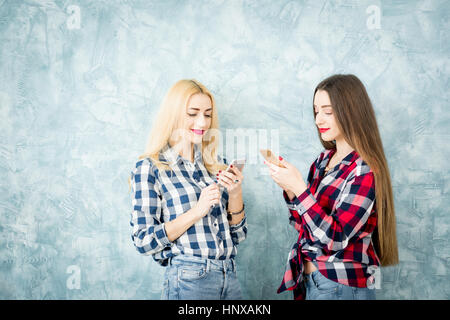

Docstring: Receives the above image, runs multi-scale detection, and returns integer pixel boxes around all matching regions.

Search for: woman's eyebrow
[188,107,213,111]
[313,104,332,108]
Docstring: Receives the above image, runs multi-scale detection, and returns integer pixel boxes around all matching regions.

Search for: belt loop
[231,258,236,272]
[206,259,211,272]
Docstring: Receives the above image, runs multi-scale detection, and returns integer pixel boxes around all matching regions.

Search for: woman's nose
[315,114,324,126]
[196,115,207,127]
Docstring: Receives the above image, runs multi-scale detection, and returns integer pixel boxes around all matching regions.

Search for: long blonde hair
[314,74,399,266]
[134,79,227,176]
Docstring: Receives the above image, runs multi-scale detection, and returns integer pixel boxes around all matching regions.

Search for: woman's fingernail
[279,156,283,161]
[230,165,233,168]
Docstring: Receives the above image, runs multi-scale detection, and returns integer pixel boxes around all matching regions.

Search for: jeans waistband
[169,255,236,272]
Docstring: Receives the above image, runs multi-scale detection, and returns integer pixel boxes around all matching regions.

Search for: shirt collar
[323,148,360,168]
[161,143,203,166]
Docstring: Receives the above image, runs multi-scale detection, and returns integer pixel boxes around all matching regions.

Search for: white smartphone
[225,159,246,172]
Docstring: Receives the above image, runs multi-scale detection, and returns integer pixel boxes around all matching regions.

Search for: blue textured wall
[0,0,449,299]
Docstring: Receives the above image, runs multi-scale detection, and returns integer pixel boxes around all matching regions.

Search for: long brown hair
[314,74,399,266]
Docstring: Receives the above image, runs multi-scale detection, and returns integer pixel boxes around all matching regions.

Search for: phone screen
[226,159,245,172]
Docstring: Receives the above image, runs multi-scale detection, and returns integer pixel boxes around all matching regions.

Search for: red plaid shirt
[277,148,380,300]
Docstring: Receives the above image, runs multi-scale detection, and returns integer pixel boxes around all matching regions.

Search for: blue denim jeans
[305,270,376,300]
[161,255,242,300]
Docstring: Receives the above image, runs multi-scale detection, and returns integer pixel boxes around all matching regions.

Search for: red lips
[319,128,330,133]
[191,129,205,135]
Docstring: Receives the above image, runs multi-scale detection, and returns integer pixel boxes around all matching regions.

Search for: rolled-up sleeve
[229,216,248,245]
[130,159,171,255]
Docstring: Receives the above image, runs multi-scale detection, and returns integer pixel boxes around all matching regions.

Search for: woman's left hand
[264,157,307,197]
[216,165,244,198]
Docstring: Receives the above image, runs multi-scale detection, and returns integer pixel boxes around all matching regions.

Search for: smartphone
[260,149,286,168]
[225,159,246,172]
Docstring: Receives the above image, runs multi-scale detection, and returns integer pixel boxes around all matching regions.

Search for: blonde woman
[129,79,247,300]
[265,74,399,300]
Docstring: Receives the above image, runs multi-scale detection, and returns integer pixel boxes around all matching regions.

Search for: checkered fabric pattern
[277,148,380,300]
[130,143,247,266]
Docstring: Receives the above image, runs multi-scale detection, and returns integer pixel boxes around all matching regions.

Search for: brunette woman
[265,74,399,300]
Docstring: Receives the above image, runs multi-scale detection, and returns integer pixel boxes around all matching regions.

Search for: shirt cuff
[155,223,171,247]
[283,190,298,211]
[284,188,317,216]
[229,215,247,230]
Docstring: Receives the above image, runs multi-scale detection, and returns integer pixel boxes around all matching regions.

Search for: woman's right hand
[194,183,221,218]
[165,183,221,242]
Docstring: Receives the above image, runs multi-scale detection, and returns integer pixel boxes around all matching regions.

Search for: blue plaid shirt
[130,143,247,266]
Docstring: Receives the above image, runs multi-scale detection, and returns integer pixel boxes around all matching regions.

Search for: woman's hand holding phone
[262,151,307,198]
[216,163,244,198]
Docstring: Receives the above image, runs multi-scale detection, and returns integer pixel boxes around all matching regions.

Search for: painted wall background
[0,0,449,300]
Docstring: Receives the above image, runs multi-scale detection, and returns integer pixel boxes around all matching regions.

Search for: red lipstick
[191,129,205,135]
